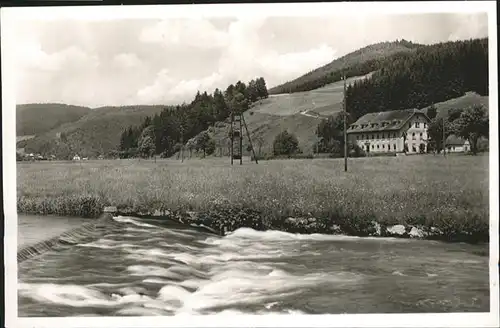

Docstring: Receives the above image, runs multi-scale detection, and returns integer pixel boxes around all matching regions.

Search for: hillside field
[195,88,488,158]
[17,154,489,241]
[201,73,373,156]
[428,92,490,119]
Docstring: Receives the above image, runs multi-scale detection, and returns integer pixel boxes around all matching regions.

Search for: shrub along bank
[16,194,489,244]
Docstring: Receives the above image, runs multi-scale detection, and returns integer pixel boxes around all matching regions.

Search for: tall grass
[17,155,489,240]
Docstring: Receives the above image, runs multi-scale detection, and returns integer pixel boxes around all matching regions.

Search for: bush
[273,130,300,156]
[206,139,216,156]
[17,195,105,218]
[349,144,366,158]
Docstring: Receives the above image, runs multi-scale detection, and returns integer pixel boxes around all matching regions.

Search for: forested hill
[16,103,91,136]
[268,39,423,95]
[19,38,488,160]
[345,38,488,121]
[117,77,270,159]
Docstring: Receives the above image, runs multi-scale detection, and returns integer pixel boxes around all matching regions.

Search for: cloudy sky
[12,11,488,107]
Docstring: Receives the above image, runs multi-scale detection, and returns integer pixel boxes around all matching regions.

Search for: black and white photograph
[2,2,499,327]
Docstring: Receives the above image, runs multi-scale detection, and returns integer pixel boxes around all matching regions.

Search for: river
[18,215,489,316]
[18,215,90,249]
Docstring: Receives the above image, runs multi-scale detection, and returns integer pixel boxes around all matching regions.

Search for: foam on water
[77,238,138,250]
[222,227,410,242]
[113,216,156,228]
[18,220,489,316]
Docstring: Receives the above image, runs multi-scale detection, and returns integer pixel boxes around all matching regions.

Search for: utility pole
[230,110,234,165]
[239,112,243,165]
[180,125,184,163]
[343,73,348,172]
[242,114,258,164]
[442,117,446,157]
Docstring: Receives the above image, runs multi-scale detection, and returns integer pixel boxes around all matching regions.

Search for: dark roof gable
[347,109,430,134]
[446,135,468,146]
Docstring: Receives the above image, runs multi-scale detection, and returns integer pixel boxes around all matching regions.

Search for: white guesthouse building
[445,135,470,153]
[347,109,431,154]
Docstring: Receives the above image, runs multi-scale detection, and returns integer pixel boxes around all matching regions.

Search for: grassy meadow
[17,154,490,240]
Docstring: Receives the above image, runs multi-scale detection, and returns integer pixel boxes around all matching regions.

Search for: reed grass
[17,154,490,241]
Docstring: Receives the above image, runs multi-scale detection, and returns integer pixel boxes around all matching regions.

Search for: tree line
[345,38,488,121]
[426,104,488,155]
[315,38,488,156]
[269,39,422,95]
[118,77,269,158]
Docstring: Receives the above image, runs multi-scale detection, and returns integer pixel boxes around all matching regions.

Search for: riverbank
[17,155,490,243]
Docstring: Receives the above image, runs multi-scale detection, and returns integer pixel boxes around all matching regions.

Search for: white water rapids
[18,215,489,316]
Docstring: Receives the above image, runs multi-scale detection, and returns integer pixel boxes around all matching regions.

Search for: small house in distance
[347,109,431,154]
[445,135,470,153]
[72,154,81,161]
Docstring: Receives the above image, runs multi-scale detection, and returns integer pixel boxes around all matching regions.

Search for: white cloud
[258,44,337,78]
[16,40,61,72]
[135,17,336,104]
[12,13,489,107]
[136,69,225,104]
[448,14,488,41]
[139,18,229,49]
[16,41,99,73]
[113,53,142,68]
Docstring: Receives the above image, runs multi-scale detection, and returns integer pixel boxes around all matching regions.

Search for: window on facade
[412,132,415,139]
[420,133,423,138]
[377,145,379,149]
[371,145,374,149]
[382,144,385,149]
[372,135,375,139]
[416,122,420,128]
[393,144,396,150]
[423,123,427,128]
[377,134,380,139]
[412,145,416,152]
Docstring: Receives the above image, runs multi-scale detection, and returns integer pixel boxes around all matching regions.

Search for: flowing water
[18,215,90,249]
[18,216,489,317]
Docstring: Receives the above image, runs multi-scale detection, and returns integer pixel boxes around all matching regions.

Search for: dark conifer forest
[268,39,423,94]
[118,77,269,158]
[119,38,488,159]
[345,38,488,121]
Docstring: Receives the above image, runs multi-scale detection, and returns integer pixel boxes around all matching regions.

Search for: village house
[72,154,81,161]
[445,135,470,153]
[347,109,431,155]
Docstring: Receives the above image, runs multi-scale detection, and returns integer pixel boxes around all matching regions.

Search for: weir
[17,207,120,263]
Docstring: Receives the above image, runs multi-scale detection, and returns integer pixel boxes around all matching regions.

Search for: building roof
[347,109,430,134]
[446,134,468,146]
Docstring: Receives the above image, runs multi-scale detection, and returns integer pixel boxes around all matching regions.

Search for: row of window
[362,143,427,152]
[363,144,397,151]
[352,121,427,130]
[356,132,397,140]
[356,132,424,140]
